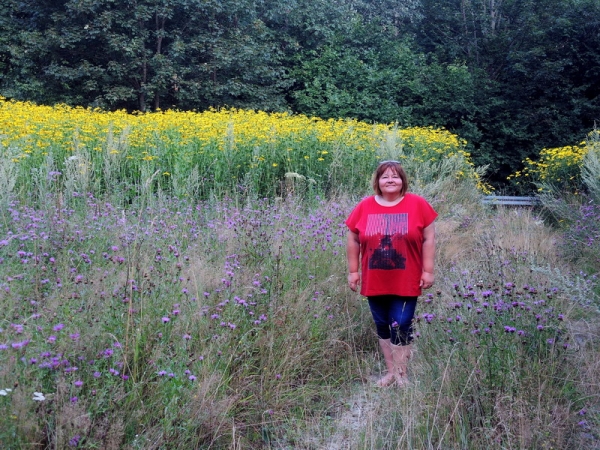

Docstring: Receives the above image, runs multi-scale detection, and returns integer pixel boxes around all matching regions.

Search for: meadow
[1,99,599,449]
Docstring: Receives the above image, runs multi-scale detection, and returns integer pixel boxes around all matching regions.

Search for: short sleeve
[345,200,365,233]
[421,199,437,227]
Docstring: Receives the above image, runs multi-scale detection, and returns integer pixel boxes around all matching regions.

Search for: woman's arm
[420,222,436,289]
[346,230,361,291]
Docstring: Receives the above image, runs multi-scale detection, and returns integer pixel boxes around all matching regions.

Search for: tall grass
[2,187,597,448]
[0,103,598,449]
[536,129,600,280]
[0,193,368,448]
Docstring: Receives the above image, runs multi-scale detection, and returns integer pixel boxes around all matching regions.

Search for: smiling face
[378,167,403,199]
[372,161,409,197]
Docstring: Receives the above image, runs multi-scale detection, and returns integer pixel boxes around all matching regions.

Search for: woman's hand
[420,270,434,289]
[348,272,360,292]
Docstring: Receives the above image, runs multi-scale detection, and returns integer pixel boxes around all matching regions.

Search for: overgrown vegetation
[0,108,599,448]
[1,0,599,187]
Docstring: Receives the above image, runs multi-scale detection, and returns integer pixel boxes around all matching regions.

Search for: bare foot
[394,374,409,387]
[375,373,397,387]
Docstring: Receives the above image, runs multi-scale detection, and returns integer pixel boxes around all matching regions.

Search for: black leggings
[367,295,417,346]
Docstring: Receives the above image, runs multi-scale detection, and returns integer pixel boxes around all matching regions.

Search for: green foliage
[1,0,293,112]
[289,23,481,136]
[1,0,600,189]
[290,39,415,123]
[413,0,600,188]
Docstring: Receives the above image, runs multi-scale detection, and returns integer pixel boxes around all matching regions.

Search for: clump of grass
[537,131,600,280]
[417,280,572,448]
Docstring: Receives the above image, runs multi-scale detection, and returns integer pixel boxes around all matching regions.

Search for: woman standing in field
[346,161,437,387]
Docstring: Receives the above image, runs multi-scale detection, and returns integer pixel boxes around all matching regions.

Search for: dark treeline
[1,0,599,188]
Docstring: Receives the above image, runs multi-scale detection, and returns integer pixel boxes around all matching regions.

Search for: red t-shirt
[345,193,437,297]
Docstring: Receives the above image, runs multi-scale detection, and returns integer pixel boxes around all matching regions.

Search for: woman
[346,161,437,387]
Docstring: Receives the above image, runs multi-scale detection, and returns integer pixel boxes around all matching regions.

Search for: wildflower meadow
[0,100,599,449]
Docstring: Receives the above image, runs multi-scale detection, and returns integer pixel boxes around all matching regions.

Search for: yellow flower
[0,97,487,195]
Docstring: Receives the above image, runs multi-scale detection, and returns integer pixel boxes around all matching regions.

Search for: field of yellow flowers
[0,98,479,200]
[508,129,600,192]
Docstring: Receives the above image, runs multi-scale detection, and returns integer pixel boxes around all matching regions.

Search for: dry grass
[437,206,563,270]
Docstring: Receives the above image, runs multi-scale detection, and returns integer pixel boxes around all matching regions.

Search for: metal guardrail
[482,195,539,206]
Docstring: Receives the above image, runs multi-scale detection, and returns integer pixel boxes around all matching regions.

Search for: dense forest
[1,0,599,188]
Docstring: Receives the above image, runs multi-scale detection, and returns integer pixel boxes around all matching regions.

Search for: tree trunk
[139,17,147,112]
[154,13,165,110]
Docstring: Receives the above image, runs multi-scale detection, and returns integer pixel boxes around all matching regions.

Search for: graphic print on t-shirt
[366,213,408,270]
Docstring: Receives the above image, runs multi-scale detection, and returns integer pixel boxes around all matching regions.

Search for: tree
[1,0,293,111]
[413,0,600,188]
